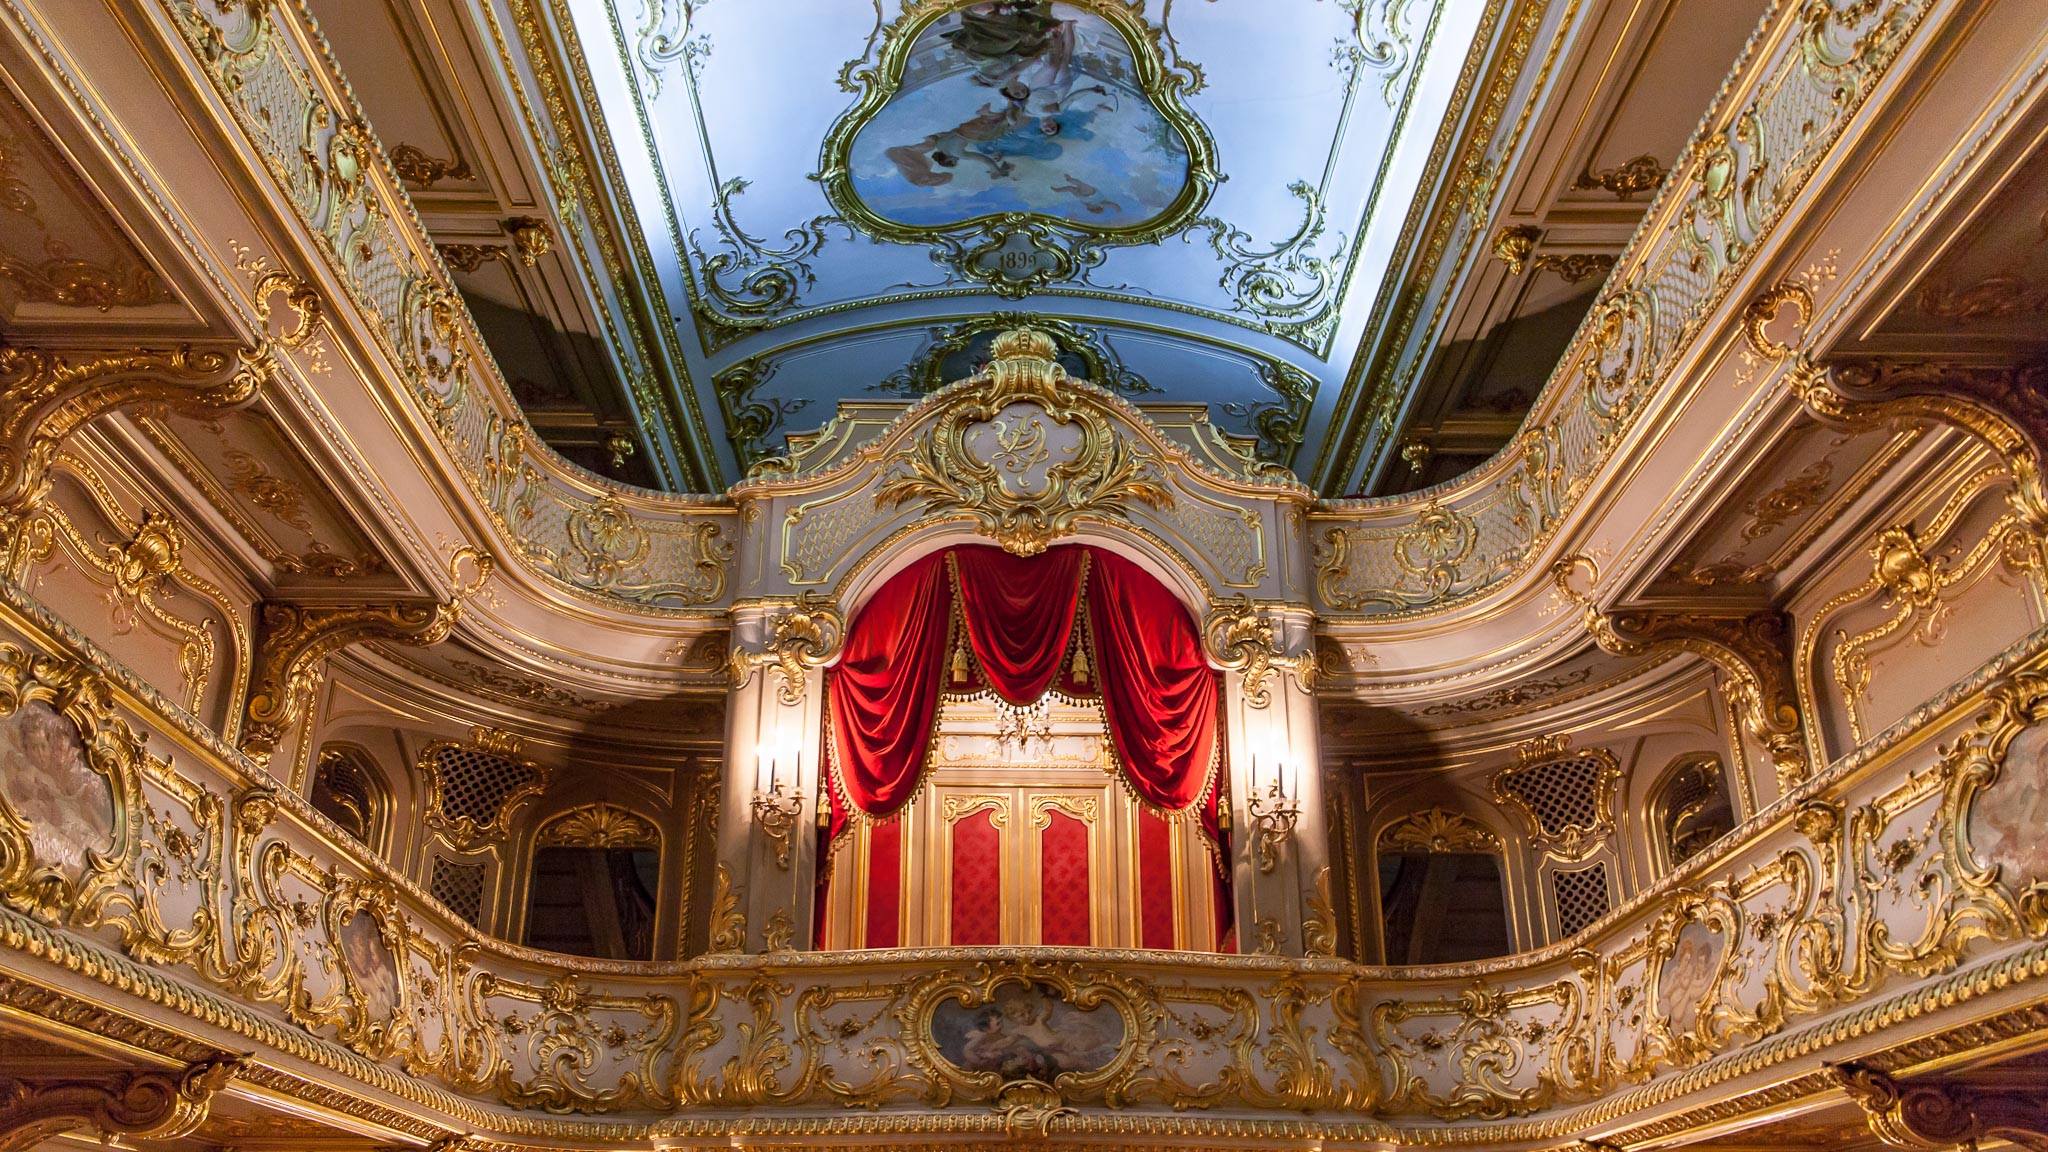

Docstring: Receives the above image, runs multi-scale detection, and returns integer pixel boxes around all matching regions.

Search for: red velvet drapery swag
[822,544,1228,861]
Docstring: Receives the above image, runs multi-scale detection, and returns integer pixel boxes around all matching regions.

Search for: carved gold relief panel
[1799,461,2046,759]
[15,461,249,732]
[134,407,391,584]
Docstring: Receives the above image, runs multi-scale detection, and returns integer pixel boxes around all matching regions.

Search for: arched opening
[1373,808,1512,965]
[815,544,1230,950]
[310,744,388,852]
[522,804,663,961]
[1651,755,1735,872]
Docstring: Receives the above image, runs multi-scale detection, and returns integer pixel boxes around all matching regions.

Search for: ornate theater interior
[1,0,2047,1148]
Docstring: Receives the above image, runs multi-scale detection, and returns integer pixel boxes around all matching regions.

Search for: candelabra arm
[750,783,803,870]
[1246,783,1300,875]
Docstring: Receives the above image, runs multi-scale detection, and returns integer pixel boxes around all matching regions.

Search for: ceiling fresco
[565,0,1486,482]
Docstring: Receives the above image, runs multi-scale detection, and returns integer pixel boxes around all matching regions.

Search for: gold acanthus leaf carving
[1573,152,1667,200]
[387,143,472,189]
[0,1055,243,1151]
[1378,807,1501,854]
[538,803,659,849]
[875,326,1172,556]
[0,344,271,515]
[709,864,745,954]
[240,549,492,761]
[730,592,844,705]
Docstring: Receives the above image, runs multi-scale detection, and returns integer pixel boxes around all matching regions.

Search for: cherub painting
[1658,921,1723,1037]
[1968,723,2048,886]
[848,2,1192,229]
[0,700,114,875]
[339,910,401,1025]
[931,981,1122,1080]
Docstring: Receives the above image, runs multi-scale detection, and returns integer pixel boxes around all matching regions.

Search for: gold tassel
[1070,642,1090,684]
[951,643,969,683]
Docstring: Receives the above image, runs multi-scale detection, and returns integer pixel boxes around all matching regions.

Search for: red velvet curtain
[824,552,951,844]
[952,546,1084,704]
[1084,550,1220,813]
[823,545,1229,909]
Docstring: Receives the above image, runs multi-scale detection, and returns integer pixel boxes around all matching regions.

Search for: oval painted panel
[848,2,1193,229]
[930,980,1123,1080]
[0,700,113,875]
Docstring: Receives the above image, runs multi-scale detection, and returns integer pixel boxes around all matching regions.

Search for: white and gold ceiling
[555,0,1485,483]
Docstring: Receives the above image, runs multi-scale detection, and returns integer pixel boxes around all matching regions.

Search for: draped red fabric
[951,545,1084,704]
[826,552,952,826]
[825,544,1232,941]
[1084,549,1220,813]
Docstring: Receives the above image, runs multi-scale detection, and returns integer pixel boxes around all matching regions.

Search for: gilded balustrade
[0,585,2045,1143]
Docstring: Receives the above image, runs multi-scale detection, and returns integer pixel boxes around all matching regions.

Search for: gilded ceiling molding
[240,550,493,762]
[1553,555,1809,788]
[0,344,271,517]
[0,1055,243,1152]
[1828,1062,2048,1151]
[875,327,1174,557]
[1791,358,2048,573]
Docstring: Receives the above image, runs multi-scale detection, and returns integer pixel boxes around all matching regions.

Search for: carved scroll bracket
[729,592,844,705]
[1205,597,1316,707]
[1792,358,2048,574]
[1829,1062,2048,1151]
[1553,555,1809,788]
[240,549,492,761]
[0,343,273,515]
[0,1054,243,1152]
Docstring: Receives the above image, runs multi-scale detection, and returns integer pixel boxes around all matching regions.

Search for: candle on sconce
[756,744,775,794]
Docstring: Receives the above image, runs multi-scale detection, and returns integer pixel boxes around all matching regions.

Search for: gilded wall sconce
[1246,755,1300,874]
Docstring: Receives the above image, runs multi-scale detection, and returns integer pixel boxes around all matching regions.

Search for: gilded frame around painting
[816,0,1221,296]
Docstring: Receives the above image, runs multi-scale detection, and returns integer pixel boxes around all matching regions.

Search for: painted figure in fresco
[884,83,1032,186]
[340,912,400,1023]
[937,982,1121,1079]
[1969,724,2048,883]
[0,700,114,875]
[848,1,1190,228]
[1661,923,1719,1036]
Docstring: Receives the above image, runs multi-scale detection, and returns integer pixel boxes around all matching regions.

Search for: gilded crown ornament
[877,325,1173,556]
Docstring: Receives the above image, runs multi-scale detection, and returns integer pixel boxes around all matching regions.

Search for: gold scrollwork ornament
[730,592,844,705]
[877,327,1173,555]
[1205,597,1313,707]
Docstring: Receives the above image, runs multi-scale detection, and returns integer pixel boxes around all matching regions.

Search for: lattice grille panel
[430,744,538,828]
[1552,862,1611,937]
[430,856,485,926]
[311,749,375,844]
[1500,753,1609,835]
[1662,761,1717,821]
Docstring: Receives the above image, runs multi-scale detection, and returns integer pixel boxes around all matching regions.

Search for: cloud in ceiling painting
[844,2,1194,230]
